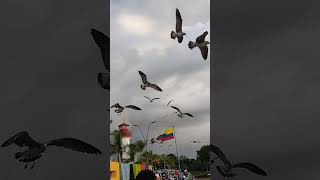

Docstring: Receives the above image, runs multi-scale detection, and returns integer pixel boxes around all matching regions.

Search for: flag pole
[172,117,182,175]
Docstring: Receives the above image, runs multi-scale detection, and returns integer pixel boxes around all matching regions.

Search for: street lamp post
[133,124,145,142]
[145,121,156,152]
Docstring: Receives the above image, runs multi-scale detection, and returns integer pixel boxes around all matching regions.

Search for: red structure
[118,123,132,137]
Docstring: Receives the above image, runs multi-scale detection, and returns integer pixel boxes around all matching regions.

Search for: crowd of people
[136,168,196,180]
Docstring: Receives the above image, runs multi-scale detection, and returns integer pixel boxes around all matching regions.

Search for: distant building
[118,123,132,161]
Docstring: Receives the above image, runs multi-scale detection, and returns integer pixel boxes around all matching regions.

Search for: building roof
[118,123,129,128]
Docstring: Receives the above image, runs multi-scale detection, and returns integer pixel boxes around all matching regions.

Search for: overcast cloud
[110,0,210,159]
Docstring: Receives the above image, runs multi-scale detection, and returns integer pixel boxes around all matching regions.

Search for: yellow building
[110,161,120,180]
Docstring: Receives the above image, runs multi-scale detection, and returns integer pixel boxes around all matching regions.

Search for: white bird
[170,106,193,118]
[144,96,160,103]
[110,103,142,114]
[138,71,162,92]
[171,8,186,43]
[188,31,210,60]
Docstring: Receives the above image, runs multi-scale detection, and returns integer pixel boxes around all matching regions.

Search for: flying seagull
[1,131,102,169]
[171,8,186,43]
[188,31,210,60]
[191,140,201,143]
[170,106,193,118]
[167,100,175,106]
[138,71,162,92]
[210,144,267,177]
[110,103,142,114]
[144,96,160,103]
[91,29,110,71]
[91,29,110,91]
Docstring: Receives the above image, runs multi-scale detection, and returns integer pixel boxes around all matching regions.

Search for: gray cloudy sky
[0,0,109,179]
[1,0,320,179]
[110,0,210,159]
[212,0,320,179]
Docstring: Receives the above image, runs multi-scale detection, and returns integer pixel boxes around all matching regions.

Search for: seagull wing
[176,8,183,33]
[170,106,182,114]
[182,113,194,117]
[216,166,227,177]
[125,105,142,110]
[150,84,162,92]
[199,46,208,60]
[111,103,121,109]
[209,144,231,166]
[196,31,208,43]
[46,138,102,154]
[97,72,110,90]
[138,71,148,84]
[232,163,267,176]
[167,100,174,106]
[151,98,160,101]
[144,96,151,101]
[91,29,110,71]
[1,131,39,148]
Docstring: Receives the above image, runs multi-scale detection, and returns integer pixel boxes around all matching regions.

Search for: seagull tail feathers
[171,31,176,39]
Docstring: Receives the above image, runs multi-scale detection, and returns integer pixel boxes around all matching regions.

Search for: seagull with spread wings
[1,131,102,169]
[144,96,160,103]
[171,8,186,43]
[191,140,201,143]
[110,103,142,114]
[167,100,175,106]
[170,106,194,118]
[138,71,162,92]
[91,29,110,90]
[188,31,210,60]
[210,144,267,178]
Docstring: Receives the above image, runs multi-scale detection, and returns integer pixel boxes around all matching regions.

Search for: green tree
[180,155,191,170]
[128,140,146,161]
[152,153,161,167]
[137,150,160,165]
[159,154,170,169]
[196,145,211,171]
[166,154,177,169]
[110,130,122,162]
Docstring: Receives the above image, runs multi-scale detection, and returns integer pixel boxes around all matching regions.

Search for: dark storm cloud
[211,0,320,179]
[0,0,109,179]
